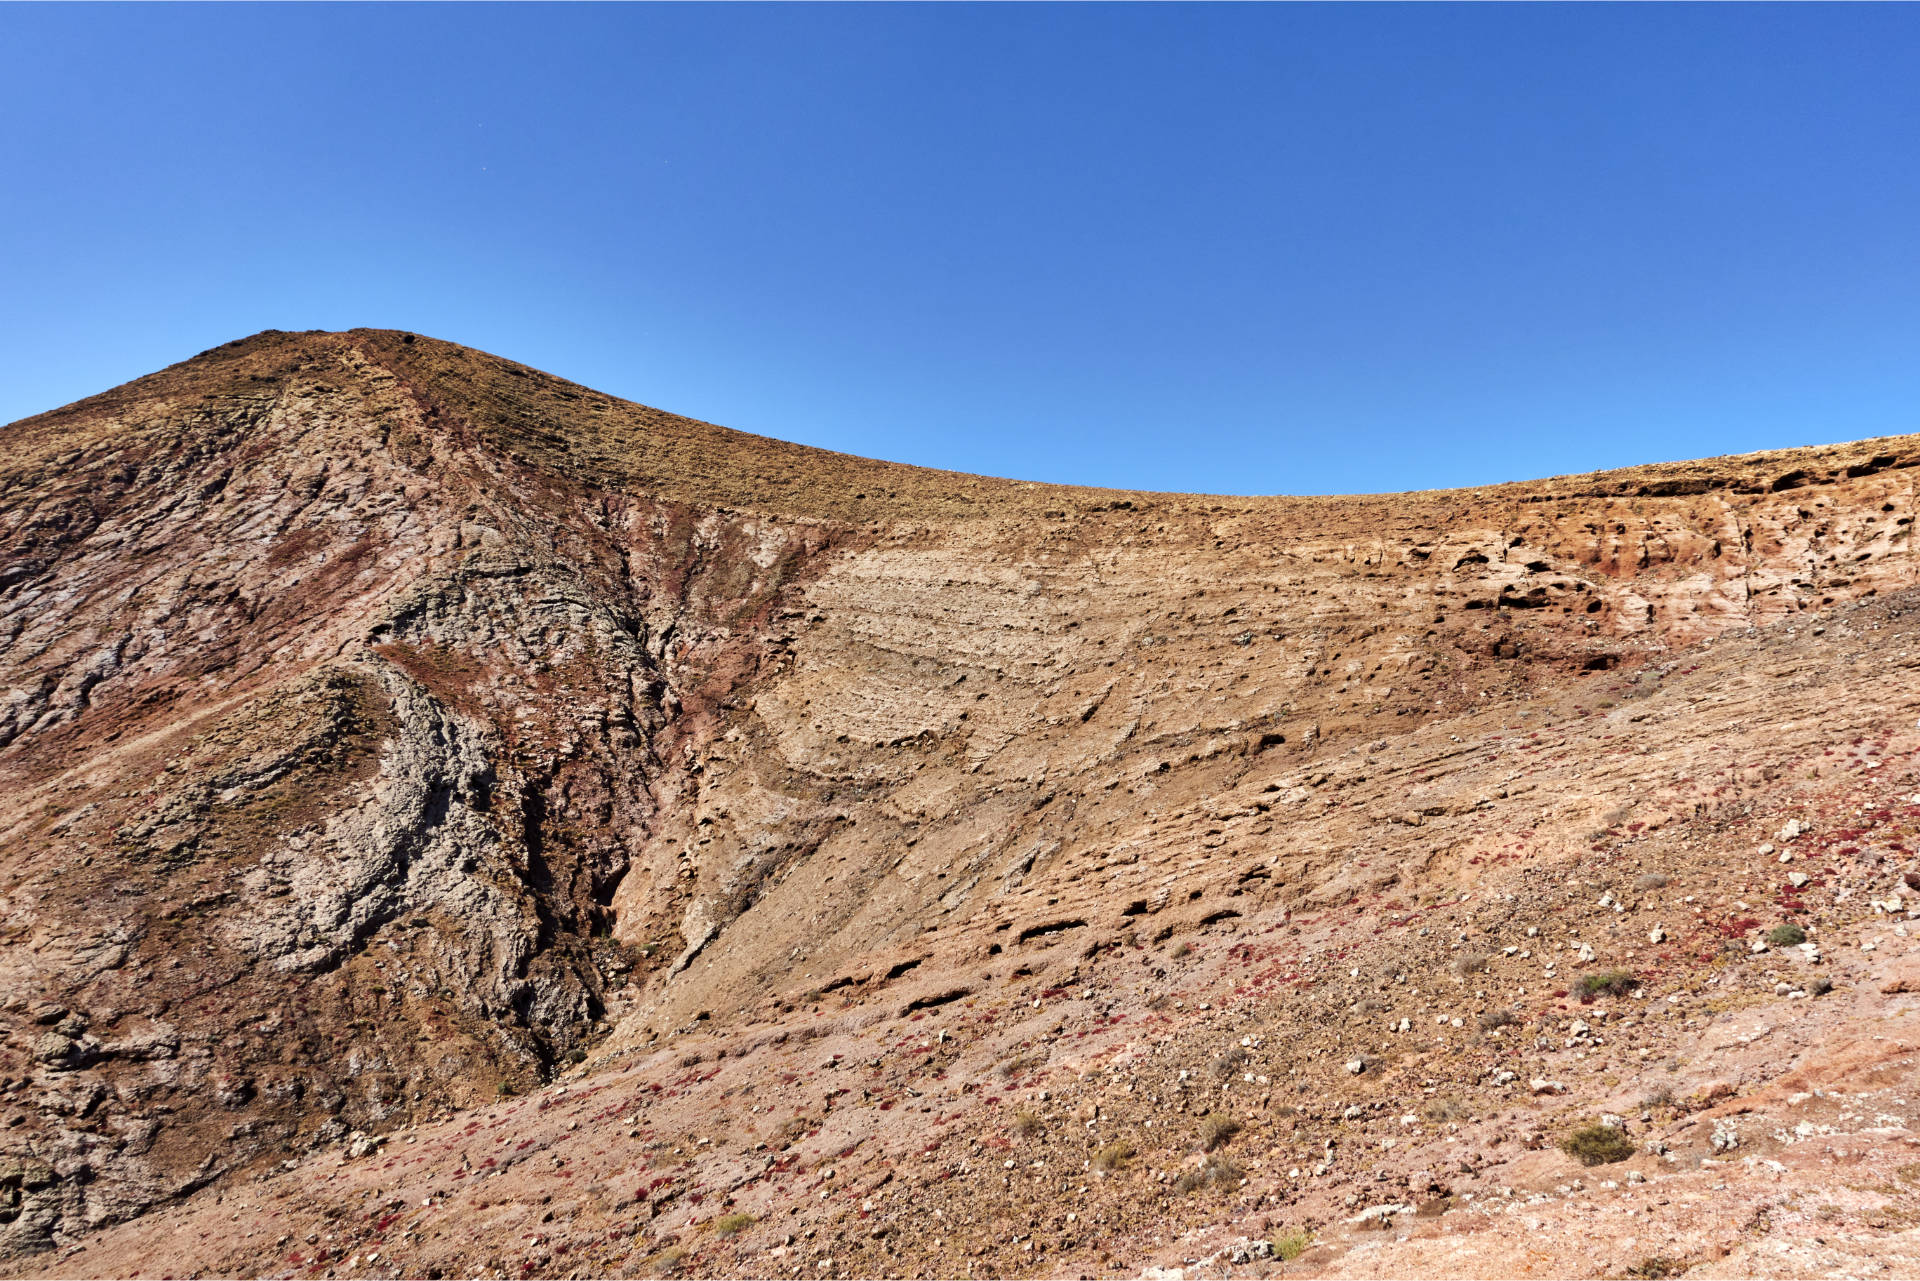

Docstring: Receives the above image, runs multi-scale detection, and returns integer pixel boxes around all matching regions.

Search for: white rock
[1648,927,1665,943]
[1530,1078,1566,1095]
[1787,873,1809,889]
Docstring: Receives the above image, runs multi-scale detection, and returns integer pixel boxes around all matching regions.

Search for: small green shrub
[496,1080,517,1097]
[1560,1122,1635,1166]
[1768,923,1807,947]
[711,1212,753,1237]
[1092,1140,1135,1171]
[1271,1228,1313,1261]
[1199,1115,1242,1151]
[1576,970,1639,999]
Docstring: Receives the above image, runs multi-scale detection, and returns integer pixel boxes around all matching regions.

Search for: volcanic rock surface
[6,329,1920,1278]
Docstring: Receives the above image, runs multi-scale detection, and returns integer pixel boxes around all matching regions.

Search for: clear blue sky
[3,4,1916,495]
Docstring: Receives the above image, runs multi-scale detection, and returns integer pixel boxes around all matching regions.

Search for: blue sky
[2,4,1916,495]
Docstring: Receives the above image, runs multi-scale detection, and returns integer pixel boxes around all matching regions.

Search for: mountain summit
[5,330,1920,1277]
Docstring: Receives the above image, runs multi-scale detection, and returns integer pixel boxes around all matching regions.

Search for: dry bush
[1450,950,1491,977]
[997,1052,1046,1080]
[1199,1114,1242,1151]
[1091,1140,1135,1171]
[1208,1047,1248,1079]
[1174,1156,1243,1193]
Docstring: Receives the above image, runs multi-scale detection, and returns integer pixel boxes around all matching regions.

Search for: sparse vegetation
[1576,970,1640,999]
[1208,1047,1248,1079]
[1635,872,1671,892]
[1476,1007,1519,1031]
[1199,1114,1242,1151]
[1768,923,1807,947]
[1561,1122,1635,1166]
[1625,1258,1688,1279]
[1092,1140,1135,1171]
[1011,1109,1042,1137]
[1423,1096,1472,1124]
[1639,1083,1676,1112]
[711,1212,753,1237]
[997,1052,1046,1080]
[495,1080,517,1097]
[1174,1155,1243,1193]
[1271,1228,1313,1261]
[1450,950,1491,977]
[1170,941,1193,959]
[645,1244,688,1276]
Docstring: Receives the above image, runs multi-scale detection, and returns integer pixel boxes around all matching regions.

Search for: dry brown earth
[5,330,1920,1278]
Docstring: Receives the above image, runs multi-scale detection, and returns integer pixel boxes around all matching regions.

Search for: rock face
[4,329,1920,1275]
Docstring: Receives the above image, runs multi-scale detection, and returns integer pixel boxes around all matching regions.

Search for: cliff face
[4,331,1920,1275]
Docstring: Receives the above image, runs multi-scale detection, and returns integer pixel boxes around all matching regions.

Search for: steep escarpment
[4,330,1920,1275]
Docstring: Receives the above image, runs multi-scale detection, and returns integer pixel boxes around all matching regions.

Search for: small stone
[1346,1058,1366,1075]
[31,1033,75,1064]
[1787,872,1809,889]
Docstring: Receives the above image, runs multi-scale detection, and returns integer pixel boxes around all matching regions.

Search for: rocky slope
[4,329,1920,1278]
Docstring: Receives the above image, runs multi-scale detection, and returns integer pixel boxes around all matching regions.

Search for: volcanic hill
[6,329,1920,1278]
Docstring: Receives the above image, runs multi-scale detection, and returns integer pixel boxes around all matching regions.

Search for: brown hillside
[5,329,1920,1278]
